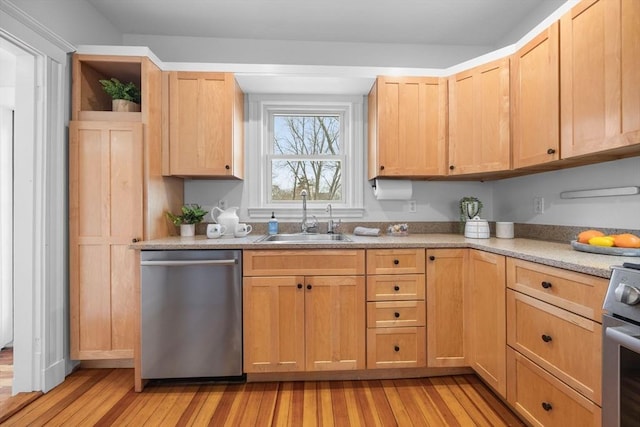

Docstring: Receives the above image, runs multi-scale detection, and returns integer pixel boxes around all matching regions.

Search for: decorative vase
[180,224,195,237]
[112,99,141,112]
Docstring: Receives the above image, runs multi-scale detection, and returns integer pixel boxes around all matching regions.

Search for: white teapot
[210,206,239,237]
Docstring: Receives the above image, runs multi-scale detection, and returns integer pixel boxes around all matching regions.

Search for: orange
[613,233,640,248]
[577,229,604,244]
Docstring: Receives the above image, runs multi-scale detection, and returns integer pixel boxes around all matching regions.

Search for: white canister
[464,217,490,239]
[496,222,514,239]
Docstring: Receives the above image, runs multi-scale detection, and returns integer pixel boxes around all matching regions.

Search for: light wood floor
[3,368,525,426]
[0,347,41,424]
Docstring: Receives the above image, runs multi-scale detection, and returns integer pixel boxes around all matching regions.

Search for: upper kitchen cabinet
[164,72,244,178]
[72,54,144,122]
[448,58,511,176]
[560,0,640,159]
[511,23,560,169]
[368,76,447,179]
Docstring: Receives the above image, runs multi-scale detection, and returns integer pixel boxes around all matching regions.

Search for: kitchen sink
[255,233,352,243]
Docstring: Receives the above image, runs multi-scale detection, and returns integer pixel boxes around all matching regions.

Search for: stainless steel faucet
[300,190,318,233]
[326,203,335,234]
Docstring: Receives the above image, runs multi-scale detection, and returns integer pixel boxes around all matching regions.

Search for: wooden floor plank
[3,369,525,426]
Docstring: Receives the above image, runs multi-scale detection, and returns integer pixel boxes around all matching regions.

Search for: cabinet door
[168,72,243,177]
[466,250,507,397]
[368,77,447,179]
[243,276,305,373]
[560,0,640,158]
[448,58,510,175]
[426,249,468,367]
[69,121,143,359]
[511,23,560,169]
[305,276,365,371]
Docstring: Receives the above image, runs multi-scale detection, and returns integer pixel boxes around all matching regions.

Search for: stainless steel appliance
[603,262,640,426]
[140,250,243,380]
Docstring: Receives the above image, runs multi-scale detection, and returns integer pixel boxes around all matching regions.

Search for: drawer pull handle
[131,237,141,243]
[429,255,435,261]
[393,259,400,265]
[307,284,312,290]
[541,334,553,343]
[541,281,552,289]
[394,312,400,318]
[541,402,553,411]
[394,285,400,291]
[394,345,400,352]
[297,284,303,289]
[547,148,556,155]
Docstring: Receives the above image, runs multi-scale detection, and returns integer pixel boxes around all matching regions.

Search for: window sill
[248,207,365,220]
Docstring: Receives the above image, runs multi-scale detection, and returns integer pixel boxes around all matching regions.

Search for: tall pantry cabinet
[69,54,183,360]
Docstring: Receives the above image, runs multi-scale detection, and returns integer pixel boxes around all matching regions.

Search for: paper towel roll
[373,179,413,200]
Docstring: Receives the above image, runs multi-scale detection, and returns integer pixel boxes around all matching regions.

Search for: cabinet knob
[541,334,553,343]
[131,237,141,243]
[394,345,400,352]
[394,285,400,291]
[541,281,552,289]
[297,284,303,289]
[429,255,435,261]
[449,165,455,170]
[547,148,556,155]
[380,165,385,171]
[394,312,400,318]
[307,284,312,290]
[225,165,230,170]
[393,259,399,265]
[541,402,553,411]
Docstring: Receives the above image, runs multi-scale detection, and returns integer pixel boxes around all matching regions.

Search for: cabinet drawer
[507,290,601,404]
[244,250,365,276]
[367,274,425,301]
[506,258,607,322]
[367,301,425,328]
[367,327,426,369]
[366,249,425,275]
[507,348,601,427]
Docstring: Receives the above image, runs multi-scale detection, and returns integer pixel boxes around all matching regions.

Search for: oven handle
[606,326,640,353]
[141,259,238,267]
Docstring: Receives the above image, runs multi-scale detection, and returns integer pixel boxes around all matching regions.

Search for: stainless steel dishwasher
[140,249,243,380]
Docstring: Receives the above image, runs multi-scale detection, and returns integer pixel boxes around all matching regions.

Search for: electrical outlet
[533,196,544,214]
[218,199,227,210]
[408,200,417,213]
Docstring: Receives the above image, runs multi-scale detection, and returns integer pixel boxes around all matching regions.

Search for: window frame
[247,94,365,219]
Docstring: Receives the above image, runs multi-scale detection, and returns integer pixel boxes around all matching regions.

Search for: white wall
[493,157,640,229]
[8,0,121,45]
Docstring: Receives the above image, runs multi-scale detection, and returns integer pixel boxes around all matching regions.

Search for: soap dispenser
[268,211,279,235]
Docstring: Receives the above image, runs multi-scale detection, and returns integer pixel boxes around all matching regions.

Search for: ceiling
[86,0,567,48]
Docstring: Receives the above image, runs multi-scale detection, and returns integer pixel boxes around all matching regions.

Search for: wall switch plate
[218,199,227,210]
[533,196,544,214]
[408,200,417,213]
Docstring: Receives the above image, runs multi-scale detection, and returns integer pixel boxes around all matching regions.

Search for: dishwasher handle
[141,259,238,267]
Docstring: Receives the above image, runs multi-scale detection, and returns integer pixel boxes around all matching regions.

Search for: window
[247,95,364,219]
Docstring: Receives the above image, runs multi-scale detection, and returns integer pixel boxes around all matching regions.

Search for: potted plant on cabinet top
[98,77,141,112]
[166,204,207,237]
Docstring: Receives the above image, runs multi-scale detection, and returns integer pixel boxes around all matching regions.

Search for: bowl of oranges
[571,230,640,256]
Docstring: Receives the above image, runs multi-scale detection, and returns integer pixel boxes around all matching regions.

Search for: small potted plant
[166,204,207,237]
[98,77,141,112]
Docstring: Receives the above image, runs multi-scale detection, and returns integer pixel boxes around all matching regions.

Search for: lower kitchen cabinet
[507,348,602,426]
[243,250,366,374]
[466,250,507,397]
[426,249,467,367]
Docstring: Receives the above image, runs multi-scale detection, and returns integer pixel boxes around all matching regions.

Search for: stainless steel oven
[603,263,640,427]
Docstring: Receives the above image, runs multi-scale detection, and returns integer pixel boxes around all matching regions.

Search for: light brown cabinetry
[243,250,366,373]
[511,22,560,169]
[448,58,511,176]
[560,0,640,159]
[165,72,244,178]
[426,249,467,368]
[466,250,506,397]
[366,249,426,369]
[69,55,183,362]
[368,76,447,179]
[506,257,607,426]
